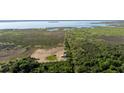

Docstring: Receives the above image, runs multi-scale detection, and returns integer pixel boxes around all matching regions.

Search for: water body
[0,20,110,29]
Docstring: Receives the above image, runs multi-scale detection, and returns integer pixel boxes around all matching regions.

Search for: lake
[0,20,110,29]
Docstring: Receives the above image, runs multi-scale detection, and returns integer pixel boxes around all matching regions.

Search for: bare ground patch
[31,47,65,63]
[0,48,26,62]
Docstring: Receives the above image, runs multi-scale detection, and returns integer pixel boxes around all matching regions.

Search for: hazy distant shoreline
[0,20,109,29]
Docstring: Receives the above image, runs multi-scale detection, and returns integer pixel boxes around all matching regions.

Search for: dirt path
[30,47,65,63]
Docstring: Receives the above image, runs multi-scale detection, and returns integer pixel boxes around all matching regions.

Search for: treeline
[0,57,72,73]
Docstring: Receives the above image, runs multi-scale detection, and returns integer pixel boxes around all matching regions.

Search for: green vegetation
[0,29,64,62]
[0,27,124,73]
[0,29,64,48]
[0,57,72,73]
[46,55,57,61]
[64,28,124,73]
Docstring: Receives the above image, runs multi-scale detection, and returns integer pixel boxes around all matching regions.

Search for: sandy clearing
[30,47,65,63]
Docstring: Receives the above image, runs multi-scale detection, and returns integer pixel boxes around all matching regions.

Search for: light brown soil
[30,47,65,63]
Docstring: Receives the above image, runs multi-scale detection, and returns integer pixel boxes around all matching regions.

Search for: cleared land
[31,47,65,62]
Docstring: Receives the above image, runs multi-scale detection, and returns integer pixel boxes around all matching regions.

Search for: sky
[0,0,124,20]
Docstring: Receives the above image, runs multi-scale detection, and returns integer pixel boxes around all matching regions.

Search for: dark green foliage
[65,30,124,73]
[0,57,72,73]
[0,57,39,73]
[33,61,72,73]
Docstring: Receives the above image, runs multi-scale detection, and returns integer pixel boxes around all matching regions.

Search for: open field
[31,47,65,62]
[0,29,65,62]
[0,29,64,47]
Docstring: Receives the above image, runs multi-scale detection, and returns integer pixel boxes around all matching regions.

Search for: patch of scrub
[46,55,57,61]
[0,48,26,62]
[100,36,124,44]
